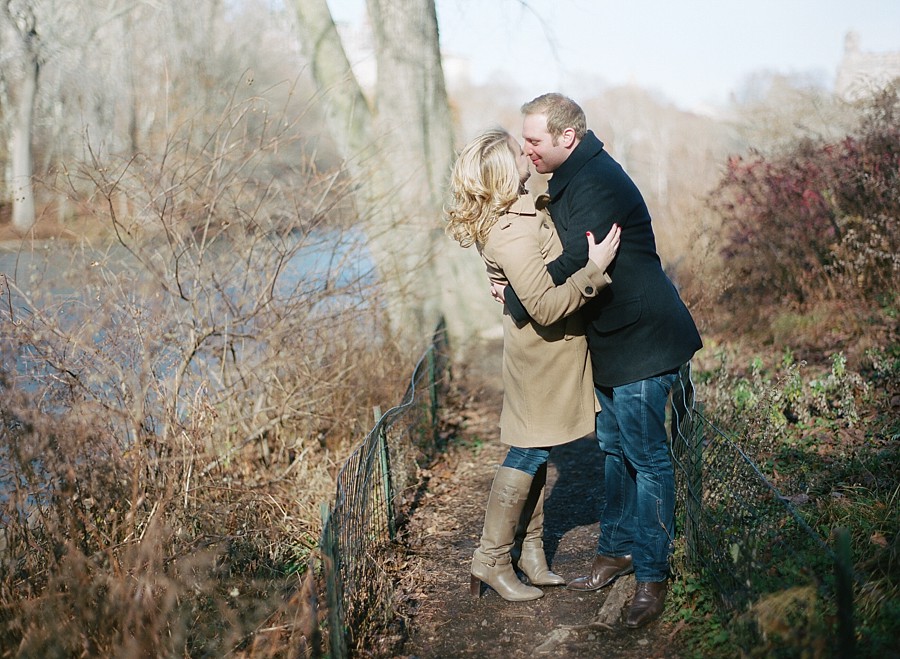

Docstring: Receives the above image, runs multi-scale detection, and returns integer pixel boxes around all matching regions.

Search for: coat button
[585,286,594,294]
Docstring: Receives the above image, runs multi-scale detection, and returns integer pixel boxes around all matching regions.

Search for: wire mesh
[670,363,853,654]
[319,351,853,656]
[319,322,449,657]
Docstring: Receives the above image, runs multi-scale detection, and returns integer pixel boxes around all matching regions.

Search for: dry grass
[0,282,408,656]
[0,272,410,655]
[0,98,415,654]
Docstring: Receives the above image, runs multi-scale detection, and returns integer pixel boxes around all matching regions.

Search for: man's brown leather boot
[565,554,633,591]
[624,580,667,628]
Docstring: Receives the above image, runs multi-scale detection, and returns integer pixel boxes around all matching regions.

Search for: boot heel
[469,575,483,598]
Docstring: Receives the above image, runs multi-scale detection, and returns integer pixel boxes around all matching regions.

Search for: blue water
[0,230,378,506]
[0,230,378,405]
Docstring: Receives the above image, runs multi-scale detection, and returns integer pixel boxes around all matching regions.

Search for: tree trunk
[8,30,39,233]
[290,0,498,354]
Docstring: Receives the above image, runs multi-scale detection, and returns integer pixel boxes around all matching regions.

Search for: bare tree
[290,0,498,352]
[0,0,139,232]
[0,0,497,348]
[0,92,397,656]
[0,1,40,232]
[729,71,856,155]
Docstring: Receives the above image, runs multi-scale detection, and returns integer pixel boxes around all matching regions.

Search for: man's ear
[560,127,576,148]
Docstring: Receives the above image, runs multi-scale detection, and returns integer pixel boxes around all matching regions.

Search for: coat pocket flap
[594,296,642,333]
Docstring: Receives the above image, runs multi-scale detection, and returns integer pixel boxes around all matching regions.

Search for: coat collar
[507,193,538,216]
[547,130,605,200]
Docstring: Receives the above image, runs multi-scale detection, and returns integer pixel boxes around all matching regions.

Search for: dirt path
[390,340,681,658]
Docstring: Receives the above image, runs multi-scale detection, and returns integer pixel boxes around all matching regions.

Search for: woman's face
[508,137,531,185]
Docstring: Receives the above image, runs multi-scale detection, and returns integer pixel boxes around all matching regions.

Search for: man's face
[522,113,571,174]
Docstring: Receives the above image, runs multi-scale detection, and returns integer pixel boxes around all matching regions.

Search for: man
[501,93,702,628]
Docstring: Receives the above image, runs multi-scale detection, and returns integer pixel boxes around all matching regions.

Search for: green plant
[667,542,741,657]
[685,329,898,655]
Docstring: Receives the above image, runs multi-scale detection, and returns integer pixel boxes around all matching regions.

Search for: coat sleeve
[545,178,619,284]
[505,179,616,322]
[504,283,529,323]
[487,221,610,327]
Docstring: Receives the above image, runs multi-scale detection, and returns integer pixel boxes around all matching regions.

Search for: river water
[0,230,377,404]
[0,231,374,308]
[0,231,377,504]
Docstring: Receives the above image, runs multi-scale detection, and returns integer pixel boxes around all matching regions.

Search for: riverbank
[0,214,110,248]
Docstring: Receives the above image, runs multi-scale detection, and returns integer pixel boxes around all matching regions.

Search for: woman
[445,128,620,601]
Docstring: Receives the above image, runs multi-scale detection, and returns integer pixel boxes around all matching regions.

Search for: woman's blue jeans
[595,373,677,582]
[502,446,551,476]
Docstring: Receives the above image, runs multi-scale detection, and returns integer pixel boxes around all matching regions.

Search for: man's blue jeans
[595,373,677,582]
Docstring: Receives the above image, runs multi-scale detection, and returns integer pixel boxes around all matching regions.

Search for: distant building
[835,31,900,101]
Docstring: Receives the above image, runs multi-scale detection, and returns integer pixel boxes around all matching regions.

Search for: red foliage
[711,88,899,311]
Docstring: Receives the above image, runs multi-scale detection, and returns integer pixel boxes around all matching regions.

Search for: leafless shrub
[0,86,410,656]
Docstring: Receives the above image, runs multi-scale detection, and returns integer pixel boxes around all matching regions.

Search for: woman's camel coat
[478,194,610,447]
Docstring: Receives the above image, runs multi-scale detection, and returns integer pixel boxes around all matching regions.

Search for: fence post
[428,318,447,440]
[320,503,349,659]
[672,362,703,568]
[374,406,396,541]
[835,526,856,658]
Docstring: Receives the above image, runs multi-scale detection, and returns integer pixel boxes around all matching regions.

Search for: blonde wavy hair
[444,128,520,248]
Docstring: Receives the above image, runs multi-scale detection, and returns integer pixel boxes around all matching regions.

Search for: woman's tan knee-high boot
[470,466,543,601]
[515,465,566,586]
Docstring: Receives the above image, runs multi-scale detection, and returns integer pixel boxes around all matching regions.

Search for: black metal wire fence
[670,363,856,656]
[318,322,449,657]
[318,349,854,657]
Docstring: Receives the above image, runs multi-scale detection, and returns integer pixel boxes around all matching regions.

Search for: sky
[326,0,900,112]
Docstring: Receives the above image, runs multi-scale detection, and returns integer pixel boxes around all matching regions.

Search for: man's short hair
[521,93,587,140]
